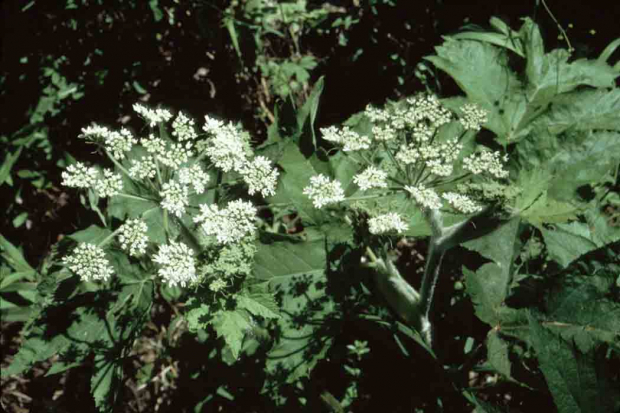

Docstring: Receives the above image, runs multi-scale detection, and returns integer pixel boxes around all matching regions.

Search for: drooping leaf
[211,310,252,361]
[486,330,512,379]
[529,314,620,413]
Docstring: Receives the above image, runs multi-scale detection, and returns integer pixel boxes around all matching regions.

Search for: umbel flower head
[152,241,197,288]
[61,162,99,189]
[194,200,257,245]
[353,166,388,191]
[239,156,279,197]
[303,174,345,209]
[133,103,173,127]
[118,218,149,257]
[80,124,137,160]
[160,180,189,218]
[368,213,409,234]
[201,115,251,172]
[62,243,114,282]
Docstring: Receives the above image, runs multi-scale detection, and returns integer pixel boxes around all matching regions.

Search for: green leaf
[425,36,524,140]
[254,236,334,385]
[211,310,252,361]
[236,293,280,320]
[271,141,332,226]
[529,314,620,413]
[520,191,580,226]
[68,225,112,245]
[486,331,512,379]
[463,218,521,269]
[541,221,620,268]
[0,146,23,185]
[296,76,324,157]
[0,234,36,277]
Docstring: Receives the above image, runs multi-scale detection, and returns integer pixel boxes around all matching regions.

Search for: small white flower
[118,218,149,256]
[459,103,488,132]
[405,185,443,210]
[405,94,452,128]
[372,124,396,141]
[62,243,114,282]
[462,150,509,179]
[240,156,279,197]
[302,174,345,209]
[128,155,157,180]
[396,145,421,165]
[320,126,370,152]
[209,278,227,293]
[160,180,189,217]
[61,162,99,188]
[368,213,409,234]
[442,192,482,214]
[365,105,391,123]
[201,120,250,172]
[194,200,257,244]
[133,103,173,127]
[172,111,197,141]
[152,241,197,288]
[94,169,123,198]
[141,134,167,155]
[82,125,137,160]
[353,166,388,191]
[177,164,210,194]
[157,141,194,170]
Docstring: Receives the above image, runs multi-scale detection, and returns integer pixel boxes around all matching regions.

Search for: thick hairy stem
[417,241,445,345]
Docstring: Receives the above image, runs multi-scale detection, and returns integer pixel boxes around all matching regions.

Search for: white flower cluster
[365,105,391,123]
[463,150,509,179]
[152,241,197,288]
[177,164,210,194]
[371,124,396,141]
[61,162,99,188]
[420,138,463,177]
[396,139,463,177]
[353,166,388,191]
[459,103,488,132]
[118,218,149,256]
[320,126,371,152]
[303,174,345,209]
[405,185,443,210]
[128,155,157,180]
[62,243,114,282]
[133,103,173,127]
[404,94,452,129]
[201,115,251,172]
[442,192,482,214]
[81,124,137,160]
[209,278,227,293]
[368,213,409,234]
[240,156,279,197]
[194,200,257,245]
[140,133,194,171]
[160,180,189,217]
[94,169,123,198]
[172,111,198,141]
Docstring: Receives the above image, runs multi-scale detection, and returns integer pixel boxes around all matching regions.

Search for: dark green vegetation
[1,1,619,412]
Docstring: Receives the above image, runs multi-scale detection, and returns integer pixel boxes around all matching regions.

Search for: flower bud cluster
[321,125,371,152]
[239,156,280,197]
[353,166,388,191]
[368,213,409,234]
[62,243,114,282]
[442,191,482,214]
[160,180,189,217]
[405,185,442,210]
[463,150,509,179]
[178,164,210,194]
[152,241,197,287]
[81,125,137,160]
[61,162,99,188]
[302,174,345,209]
[133,103,173,127]
[200,115,251,172]
[194,200,257,245]
[118,218,149,256]
[459,103,488,131]
[94,169,123,198]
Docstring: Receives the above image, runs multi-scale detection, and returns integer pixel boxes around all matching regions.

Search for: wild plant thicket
[1,3,620,413]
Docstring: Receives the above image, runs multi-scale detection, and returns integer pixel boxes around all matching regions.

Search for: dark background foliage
[1,1,618,412]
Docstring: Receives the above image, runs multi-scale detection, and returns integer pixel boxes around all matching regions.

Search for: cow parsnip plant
[3,16,620,412]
